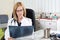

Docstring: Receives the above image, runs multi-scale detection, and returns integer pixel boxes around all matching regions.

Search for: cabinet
[36,19,57,30]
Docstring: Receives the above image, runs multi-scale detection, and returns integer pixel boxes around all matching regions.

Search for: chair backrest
[26,8,36,31]
[12,8,36,31]
[0,15,8,28]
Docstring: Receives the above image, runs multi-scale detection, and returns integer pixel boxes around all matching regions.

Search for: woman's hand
[8,37,15,40]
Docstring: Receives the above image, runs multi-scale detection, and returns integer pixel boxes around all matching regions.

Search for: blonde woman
[5,2,32,40]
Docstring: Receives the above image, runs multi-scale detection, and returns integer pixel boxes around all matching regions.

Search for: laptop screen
[9,26,34,38]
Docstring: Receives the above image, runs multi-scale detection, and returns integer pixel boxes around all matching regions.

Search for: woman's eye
[16,9,23,12]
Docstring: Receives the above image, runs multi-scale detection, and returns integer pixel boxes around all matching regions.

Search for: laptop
[9,26,34,38]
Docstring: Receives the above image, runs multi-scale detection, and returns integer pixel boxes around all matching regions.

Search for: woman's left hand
[8,37,15,40]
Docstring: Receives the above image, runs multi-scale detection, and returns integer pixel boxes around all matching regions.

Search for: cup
[44,28,50,38]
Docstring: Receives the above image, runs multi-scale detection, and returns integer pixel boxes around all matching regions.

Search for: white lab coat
[5,17,32,40]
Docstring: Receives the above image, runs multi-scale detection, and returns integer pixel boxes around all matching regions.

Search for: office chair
[0,15,8,40]
[12,8,36,31]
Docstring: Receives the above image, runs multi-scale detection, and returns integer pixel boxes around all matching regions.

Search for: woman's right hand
[8,37,15,40]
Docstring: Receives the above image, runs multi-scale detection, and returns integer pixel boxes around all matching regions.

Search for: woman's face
[16,6,23,18]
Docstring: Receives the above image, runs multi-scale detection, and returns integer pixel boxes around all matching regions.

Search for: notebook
[9,26,34,38]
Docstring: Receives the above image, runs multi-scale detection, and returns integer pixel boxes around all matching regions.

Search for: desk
[15,30,51,40]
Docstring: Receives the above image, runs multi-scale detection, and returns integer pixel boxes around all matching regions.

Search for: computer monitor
[9,26,34,38]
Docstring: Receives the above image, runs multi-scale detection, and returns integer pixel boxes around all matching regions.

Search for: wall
[0,0,14,19]
[42,0,60,13]
[0,0,60,19]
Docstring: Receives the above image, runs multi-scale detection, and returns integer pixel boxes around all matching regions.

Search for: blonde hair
[12,2,26,21]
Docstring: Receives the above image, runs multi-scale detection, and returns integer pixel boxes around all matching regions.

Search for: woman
[5,2,32,40]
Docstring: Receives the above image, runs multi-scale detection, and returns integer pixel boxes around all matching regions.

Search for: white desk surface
[34,30,50,40]
[34,29,60,40]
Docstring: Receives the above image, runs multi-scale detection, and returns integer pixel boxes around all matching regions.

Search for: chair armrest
[0,28,4,40]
